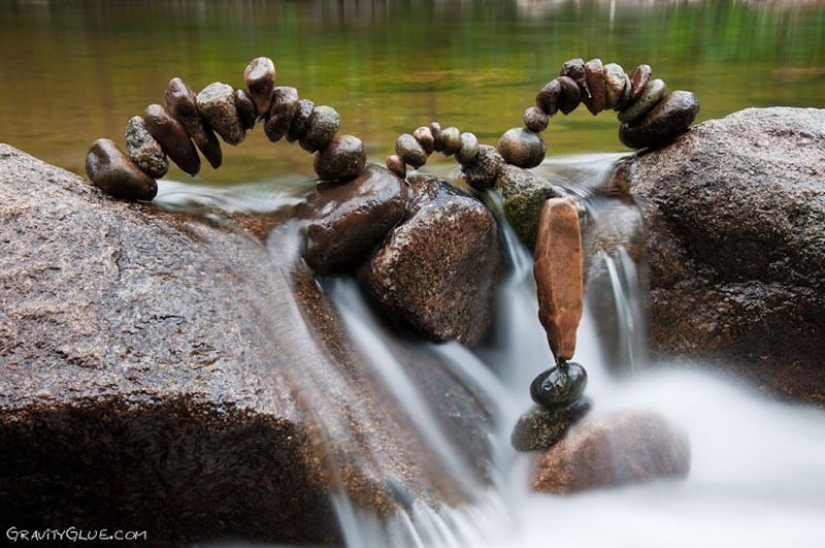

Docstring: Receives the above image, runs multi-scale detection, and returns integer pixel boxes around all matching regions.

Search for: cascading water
[164,154,825,548]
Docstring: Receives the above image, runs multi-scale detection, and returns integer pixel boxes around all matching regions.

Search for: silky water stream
[160,154,825,548]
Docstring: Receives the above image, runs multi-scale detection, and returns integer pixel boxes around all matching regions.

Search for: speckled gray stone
[523,106,549,132]
[287,99,315,143]
[125,116,169,179]
[456,132,479,164]
[439,127,461,156]
[197,82,245,146]
[463,144,504,190]
[603,63,628,111]
[300,105,341,153]
[497,127,546,169]
[313,134,367,181]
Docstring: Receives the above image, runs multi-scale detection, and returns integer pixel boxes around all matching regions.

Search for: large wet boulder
[365,175,501,346]
[615,107,825,404]
[0,145,493,546]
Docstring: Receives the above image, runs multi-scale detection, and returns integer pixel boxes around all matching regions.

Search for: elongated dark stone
[618,78,667,124]
[165,77,222,169]
[264,86,300,143]
[234,89,257,131]
[86,138,158,201]
[535,78,562,116]
[142,103,201,176]
[583,58,606,115]
[287,99,315,143]
[557,76,581,115]
[244,56,276,117]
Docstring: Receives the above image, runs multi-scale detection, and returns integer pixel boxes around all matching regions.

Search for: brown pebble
[85,138,158,201]
[386,154,407,178]
[535,78,561,116]
[234,89,257,131]
[142,103,201,176]
[300,105,341,153]
[413,126,435,156]
[456,132,479,164]
[534,197,584,360]
[197,82,245,146]
[628,64,652,103]
[430,122,443,152]
[287,98,315,143]
[560,58,590,104]
[618,78,667,124]
[524,106,549,132]
[463,144,504,190]
[497,127,546,169]
[125,116,168,179]
[313,134,367,182]
[603,63,628,111]
[264,86,299,143]
[557,76,582,115]
[396,133,428,169]
[165,77,222,169]
[244,56,276,117]
[440,127,462,156]
[619,90,699,149]
[583,58,606,115]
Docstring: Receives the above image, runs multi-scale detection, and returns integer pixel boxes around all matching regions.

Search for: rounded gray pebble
[497,127,546,169]
[618,78,667,124]
[300,105,341,153]
[430,122,443,152]
[197,82,245,145]
[396,133,428,169]
[463,144,504,190]
[86,138,158,201]
[413,126,435,155]
[314,134,367,181]
[523,106,549,132]
[456,132,479,164]
[125,116,168,179]
[439,127,461,156]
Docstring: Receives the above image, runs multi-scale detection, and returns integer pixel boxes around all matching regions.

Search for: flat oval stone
[85,138,158,201]
[287,98,315,143]
[439,127,461,156]
[125,116,168,179]
[557,76,581,115]
[618,78,667,123]
[385,154,406,178]
[463,144,504,190]
[165,77,222,169]
[396,133,428,169]
[535,78,561,116]
[497,127,546,169]
[523,106,549,132]
[234,89,257,131]
[511,398,592,452]
[313,134,367,182]
[413,126,435,155]
[456,132,479,164]
[243,56,276,117]
[530,362,588,408]
[197,82,245,145]
[603,63,628,110]
[142,103,201,176]
[300,105,341,153]
[619,90,699,149]
[628,64,652,103]
[264,86,299,143]
[430,122,443,152]
[583,58,606,115]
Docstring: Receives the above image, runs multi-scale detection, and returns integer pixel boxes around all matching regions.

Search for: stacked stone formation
[86,57,367,201]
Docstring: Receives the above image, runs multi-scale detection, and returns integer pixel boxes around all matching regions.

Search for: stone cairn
[83,57,698,452]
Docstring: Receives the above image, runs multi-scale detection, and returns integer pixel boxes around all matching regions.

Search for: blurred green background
[1,0,823,186]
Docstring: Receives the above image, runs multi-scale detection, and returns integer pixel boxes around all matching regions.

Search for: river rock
[296,164,407,274]
[494,164,566,251]
[530,362,588,408]
[413,126,435,155]
[124,116,168,179]
[0,144,495,545]
[618,78,667,124]
[244,56,276,117]
[583,58,606,115]
[497,128,546,169]
[439,126,462,156]
[264,86,300,143]
[457,132,480,164]
[619,90,699,149]
[535,78,562,116]
[165,77,223,169]
[463,144,504,190]
[396,133,428,169]
[612,107,825,405]
[511,399,591,452]
[628,64,652,102]
[603,63,629,110]
[286,98,315,143]
[365,176,501,345]
[532,410,691,494]
[142,103,201,176]
[196,82,245,145]
[523,106,549,132]
[234,88,257,131]
[85,138,158,201]
[560,58,589,106]
[385,154,406,178]
[300,105,341,153]
[313,134,367,182]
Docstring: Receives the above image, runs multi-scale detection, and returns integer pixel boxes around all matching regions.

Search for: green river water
[1,0,823,186]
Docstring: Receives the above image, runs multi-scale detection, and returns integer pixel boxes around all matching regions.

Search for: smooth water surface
[2,0,824,184]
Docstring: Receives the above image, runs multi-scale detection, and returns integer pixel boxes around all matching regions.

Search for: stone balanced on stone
[85,57,368,201]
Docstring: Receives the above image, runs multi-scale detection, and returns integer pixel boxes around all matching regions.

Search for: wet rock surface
[494,164,565,251]
[511,399,592,452]
[365,176,501,346]
[614,107,825,405]
[532,410,691,494]
[1,145,494,545]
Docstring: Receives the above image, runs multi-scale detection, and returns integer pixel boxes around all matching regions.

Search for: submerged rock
[532,410,691,494]
[365,176,501,346]
[511,399,591,452]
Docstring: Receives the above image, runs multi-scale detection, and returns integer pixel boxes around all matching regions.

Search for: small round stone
[287,98,315,143]
[264,86,299,143]
[165,77,222,169]
[619,90,699,149]
[396,133,428,169]
[535,78,561,116]
[603,63,628,110]
[456,132,479,164]
[85,138,158,201]
[430,122,443,152]
[583,58,606,115]
[463,144,504,190]
[530,362,588,408]
[313,134,367,182]
[523,106,549,132]
[197,82,245,145]
[497,127,546,169]
[142,103,201,176]
[510,398,592,452]
[125,116,168,179]
[439,127,461,156]
[234,89,257,131]
[300,105,341,152]
[243,56,276,117]
[557,76,582,115]
[629,64,652,103]
[413,126,435,156]
[386,154,407,178]
[618,78,667,124]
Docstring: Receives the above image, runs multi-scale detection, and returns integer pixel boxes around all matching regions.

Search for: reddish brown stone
[583,58,606,115]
